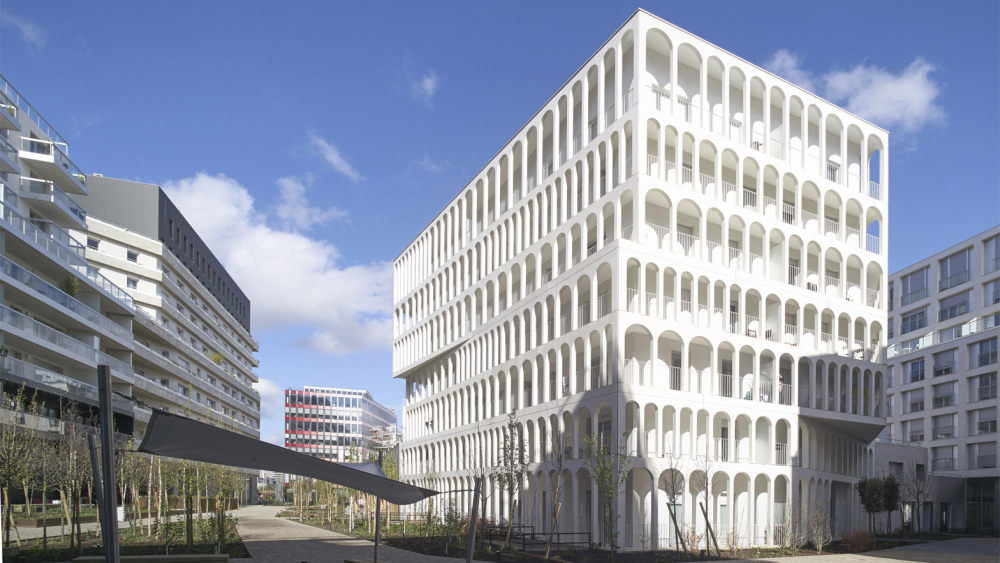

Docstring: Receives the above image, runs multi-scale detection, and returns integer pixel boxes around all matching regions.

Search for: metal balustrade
[597,292,610,316]
[719,373,732,397]
[866,233,880,253]
[668,366,681,390]
[781,203,796,224]
[826,162,840,183]
[742,188,757,208]
[775,443,788,465]
[779,383,792,405]
[676,232,697,255]
[681,165,693,183]
[868,180,881,199]
[824,217,840,235]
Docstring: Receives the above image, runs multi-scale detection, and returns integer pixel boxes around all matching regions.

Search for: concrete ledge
[74,556,229,563]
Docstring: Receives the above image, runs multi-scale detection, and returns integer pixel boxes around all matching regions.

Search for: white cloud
[411,69,439,105]
[415,153,445,173]
[764,50,945,135]
[253,377,284,418]
[764,49,816,92]
[275,176,349,230]
[308,133,364,183]
[823,58,944,135]
[1,10,45,50]
[163,172,392,355]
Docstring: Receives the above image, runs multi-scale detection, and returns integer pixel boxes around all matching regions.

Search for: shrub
[843,531,873,552]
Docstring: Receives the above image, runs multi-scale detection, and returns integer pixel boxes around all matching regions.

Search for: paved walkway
[231,505,482,563]
[732,537,999,563]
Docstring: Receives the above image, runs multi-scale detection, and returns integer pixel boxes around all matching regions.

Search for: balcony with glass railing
[0,356,132,412]
[20,176,86,228]
[0,87,19,130]
[18,137,87,194]
[0,134,19,174]
[0,255,132,343]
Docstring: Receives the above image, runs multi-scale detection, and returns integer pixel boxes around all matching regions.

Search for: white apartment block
[77,176,261,439]
[885,224,1000,533]
[394,10,889,549]
[0,75,139,434]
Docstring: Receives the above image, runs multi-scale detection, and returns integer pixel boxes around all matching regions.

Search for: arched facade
[394,10,888,550]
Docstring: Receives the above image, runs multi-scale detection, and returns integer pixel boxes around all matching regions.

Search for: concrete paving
[731,537,999,563]
[230,505,482,563]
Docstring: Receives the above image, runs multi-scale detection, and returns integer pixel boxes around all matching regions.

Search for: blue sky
[2,1,997,444]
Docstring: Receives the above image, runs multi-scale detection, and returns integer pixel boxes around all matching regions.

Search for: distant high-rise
[394,9,889,548]
[284,385,397,462]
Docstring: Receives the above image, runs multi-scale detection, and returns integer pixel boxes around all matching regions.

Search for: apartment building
[394,9,889,549]
[0,75,138,434]
[76,176,261,439]
[284,385,397,462]
[885,224,1000,533]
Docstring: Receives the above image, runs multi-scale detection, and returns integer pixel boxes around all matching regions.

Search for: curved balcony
[18,137,87,195]
[20,176,86,229]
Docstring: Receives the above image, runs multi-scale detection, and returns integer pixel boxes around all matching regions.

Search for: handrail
[0,74,68,147]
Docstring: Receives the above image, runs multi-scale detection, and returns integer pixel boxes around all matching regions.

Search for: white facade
[82,216,261,438]
[885,224,1000,532]
[394,10,889,549]
[0,75,138,431]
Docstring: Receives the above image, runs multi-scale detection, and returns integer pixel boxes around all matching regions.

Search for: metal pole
[86,433,108,553]
[465,477,482,563]
[98,365,120,563]
[374,449,383,563]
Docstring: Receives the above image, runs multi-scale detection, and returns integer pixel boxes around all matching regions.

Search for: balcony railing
[21,176,86,223]
[19,137,87,190]
[866,233,881,254]
[597,292,610,317]
[676,232,697,255]
[868,180,881,200]
[646,222,669,249]
[0,303,95,360]
[0,256,131,341]
[775,443,788,465]
[781,203,796,224]
[668,366,681,390]
[932,457,955,471]
[933,425,954,439]
[826,162,840,183]
[719,373,732,397]
[779,383,792,405]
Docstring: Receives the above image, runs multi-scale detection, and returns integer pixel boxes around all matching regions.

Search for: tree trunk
[75,488,83,554]
[156,459,163,538]
[41,480,48,548]
[147,459,154,537]
[60,486,70,543]
[185,466,194,550]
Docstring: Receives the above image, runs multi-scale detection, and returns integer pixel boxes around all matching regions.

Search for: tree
[857,477,884,535]
[545,424,568,558]
[583,430,629,554]
[660,453,687,551]
[882,474,901,534]
[0,386,34,546]
[807,504,832,554]
[901,463,932,533]
[493,410,527,551]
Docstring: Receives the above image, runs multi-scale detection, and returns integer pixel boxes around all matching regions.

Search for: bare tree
[0,386,34,546]
[660,452,687,552]
[901,462,933,533]
[494,410,527,551]
[807,504,832,554]
[583,431,629,555]
[545,425,567,558]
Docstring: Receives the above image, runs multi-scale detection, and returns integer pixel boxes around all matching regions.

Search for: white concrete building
[0,75,138,434]
[394,9,889,549]
[77,176,261,439]
[884,224,999,533]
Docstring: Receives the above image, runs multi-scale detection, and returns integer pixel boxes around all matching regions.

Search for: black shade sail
[137,409,438,505]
